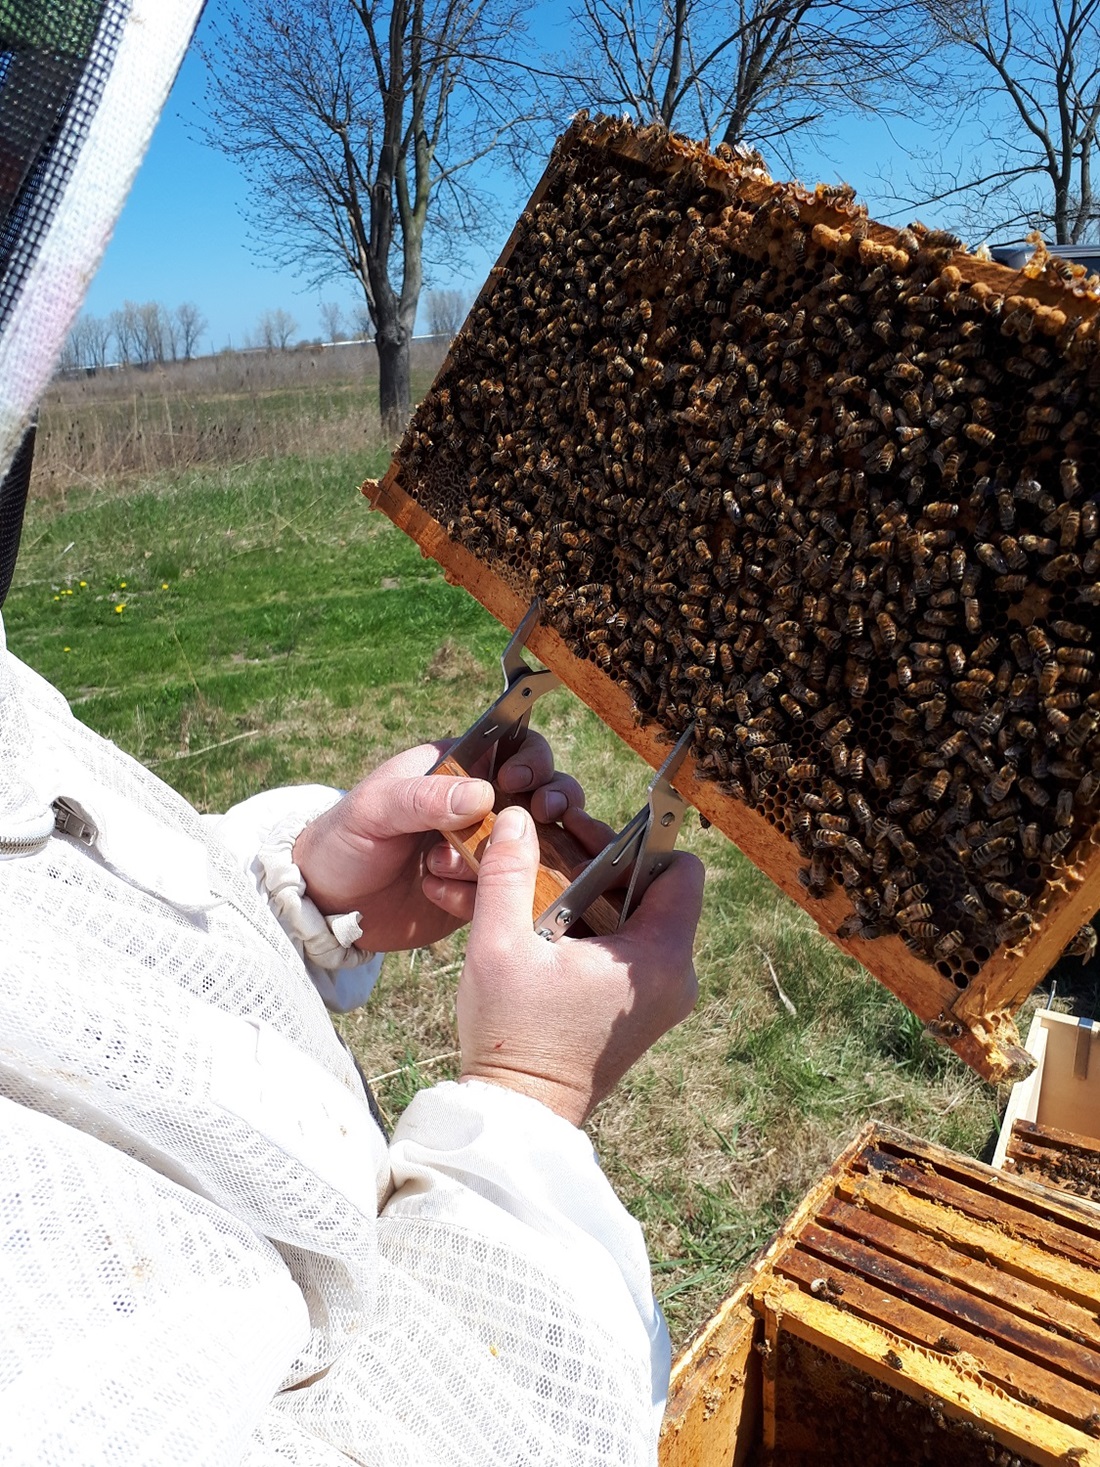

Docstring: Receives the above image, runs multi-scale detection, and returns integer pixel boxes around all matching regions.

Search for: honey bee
[917,768,951,810]
[821,717,853,750]
[934,929,964,960]
[1062,924,1098,961]
[988,765,1017,802]
[1041,553,1082,583]
[813,828,846,849]
[1067,709,1100,748]
[997,912,1034,945]
[1052,618,1091,643]
[1016,775,1050,807]
[975,542,1009,575]
[974,835,1012,866]
[1026,626,1055,660]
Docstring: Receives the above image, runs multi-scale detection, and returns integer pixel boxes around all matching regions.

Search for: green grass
[7,452,1001,1346]
[9,452,503,804]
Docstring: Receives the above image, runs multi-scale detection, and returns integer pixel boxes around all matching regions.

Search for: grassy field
[8,446,1005,1344]
[34,341,447,489]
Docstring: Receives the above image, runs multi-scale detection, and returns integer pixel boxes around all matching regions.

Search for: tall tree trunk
[376,323,411,437]
[1053,176,1070,243]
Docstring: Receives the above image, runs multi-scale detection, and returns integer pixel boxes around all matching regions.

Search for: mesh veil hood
[0,0,204,602]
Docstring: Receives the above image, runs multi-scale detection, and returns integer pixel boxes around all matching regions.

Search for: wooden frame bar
[656,1123,1100,1465]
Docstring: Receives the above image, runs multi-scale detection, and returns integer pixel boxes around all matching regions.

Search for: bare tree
[351,302,374,341]
[897,0,1100,244]
[174,302,207,361]
[84,314,113,370]
[110,302,142,366]
[202,0,536,435]
[426,287,468,338]
[257,308,299,350]
[320,300,346,341]
[553,0,930,163]
[62,313,113,372]
[162,308,181,363]
[134,301,169,365]
[57,325,82,375]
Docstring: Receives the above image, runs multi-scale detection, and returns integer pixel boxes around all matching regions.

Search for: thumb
[353,773,494,840]
[469,805,539,949]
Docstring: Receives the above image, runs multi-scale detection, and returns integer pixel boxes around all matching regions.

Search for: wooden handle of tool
[433,755,623,937]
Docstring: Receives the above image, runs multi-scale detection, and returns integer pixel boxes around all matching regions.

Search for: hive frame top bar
[365,115,1100,1083]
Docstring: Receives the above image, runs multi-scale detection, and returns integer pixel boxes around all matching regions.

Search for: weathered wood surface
[362,118,1100,1084]
[762,1284,1100,1467]
[659,1283,760,1467]
[1006,1117,1100,1207]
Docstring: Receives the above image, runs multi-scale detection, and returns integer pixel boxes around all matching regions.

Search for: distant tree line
[62,290,466,373]
[60,301,208,372]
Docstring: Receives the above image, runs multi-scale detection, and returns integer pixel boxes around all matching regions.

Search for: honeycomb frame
[364,115,1100,1083]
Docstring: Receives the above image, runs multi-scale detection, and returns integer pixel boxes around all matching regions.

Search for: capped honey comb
[365,114,1100,1082]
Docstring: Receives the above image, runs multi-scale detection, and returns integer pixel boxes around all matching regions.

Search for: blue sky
[84,1,574,351]
[83,4,359,352]
[80,2,963,356]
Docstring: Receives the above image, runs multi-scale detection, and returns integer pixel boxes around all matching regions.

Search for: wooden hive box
[995,1007,1100,1205]
[659,1123,1100,1466]
[364,115,1100,1082]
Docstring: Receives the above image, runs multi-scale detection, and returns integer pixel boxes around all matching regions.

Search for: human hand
[456,804,704,1127]
[292,733,583,952]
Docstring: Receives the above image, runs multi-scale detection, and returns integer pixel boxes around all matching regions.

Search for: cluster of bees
[398,116,1100,987]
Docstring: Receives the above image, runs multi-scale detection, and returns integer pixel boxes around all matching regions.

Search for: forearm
[0,1099,308,1466]
[385,1080,670,1434]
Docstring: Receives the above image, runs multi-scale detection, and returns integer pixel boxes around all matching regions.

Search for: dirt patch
[425,638,484,682]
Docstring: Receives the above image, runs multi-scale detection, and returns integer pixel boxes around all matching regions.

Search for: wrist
[292,807,345,919]
[260,814,374,971]
[459,1067,591,1128]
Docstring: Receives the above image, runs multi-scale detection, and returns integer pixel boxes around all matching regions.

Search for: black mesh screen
[0,1,129,332]
[0,422,34,606]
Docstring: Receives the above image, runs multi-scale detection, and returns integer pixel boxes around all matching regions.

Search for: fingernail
[544,791,568,820]
[491,805,529,842]
[452,780,489,816]
[499,763,533,792]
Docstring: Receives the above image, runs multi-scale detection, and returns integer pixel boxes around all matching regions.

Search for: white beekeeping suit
[0,4,670,1463]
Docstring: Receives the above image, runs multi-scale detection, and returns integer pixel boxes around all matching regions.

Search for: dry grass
[35,340,448,490]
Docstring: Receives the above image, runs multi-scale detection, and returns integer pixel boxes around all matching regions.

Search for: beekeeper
[0,4,704,1463]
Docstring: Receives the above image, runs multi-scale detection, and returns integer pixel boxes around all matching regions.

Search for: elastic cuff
[256,816,376,972]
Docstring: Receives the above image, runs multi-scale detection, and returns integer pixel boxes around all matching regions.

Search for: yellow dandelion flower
[114,603,125,614]
[161,582,169,590]
[79,580,87,588]
[63,647,71,653]
[52,595,60,602]
[119,581,127,589]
